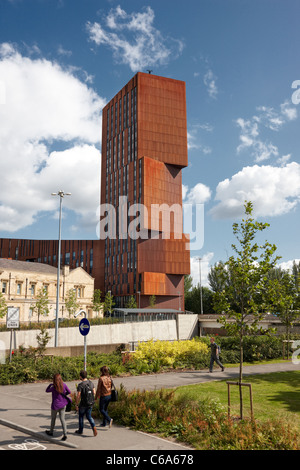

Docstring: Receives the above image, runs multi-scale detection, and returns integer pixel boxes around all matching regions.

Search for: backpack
[81,380,95,407]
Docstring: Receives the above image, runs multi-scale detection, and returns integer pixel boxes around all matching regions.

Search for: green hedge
[198,334,299,363]
[0,335,298,385]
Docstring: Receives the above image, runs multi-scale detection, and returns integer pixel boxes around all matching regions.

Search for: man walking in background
[209,337,225,373]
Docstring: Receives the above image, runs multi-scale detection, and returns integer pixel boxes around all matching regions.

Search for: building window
[107,108,110,140]
[75,286,84,298]
[16,283,22,295]
[29,284,36,296]
[1,281,7,294]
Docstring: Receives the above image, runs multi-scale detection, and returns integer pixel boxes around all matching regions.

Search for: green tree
[208,261,228,293]
[0,292,7,319]
[185,285,214,314]
[36,323,52,356]
[65,289,80,318]
[149,295,156,308]
[92,289,103,316]
[184,274,193,297]
[292,260,300,292]
[31,288,50,323]
[125,295,137,308]
[213,202,280,386]
[104,291,115,317]
[269,268,300,357]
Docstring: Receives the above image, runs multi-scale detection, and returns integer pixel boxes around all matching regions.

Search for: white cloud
[280,100,298,121]
[36,145,101,230]
[57,45,72,57]
[0,43,104,232]
[182,184,188,200]
[187,122,213,153]
[190,252,214,287]
[210,162,300,219]
[236,100,298,163]
[86,6,184,72]
[278,259,300,271]
[185,183,212,205]
[203,68,218,99]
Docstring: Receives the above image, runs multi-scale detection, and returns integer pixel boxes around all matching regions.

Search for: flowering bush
[132,339,209,370]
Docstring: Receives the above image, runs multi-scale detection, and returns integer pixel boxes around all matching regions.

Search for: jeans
[209,355,224,372]
[78,407,95,432]
[99,395,112,426]
[50,407,67,435]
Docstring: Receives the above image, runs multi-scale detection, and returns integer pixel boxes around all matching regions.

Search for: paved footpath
[0,362,298,451]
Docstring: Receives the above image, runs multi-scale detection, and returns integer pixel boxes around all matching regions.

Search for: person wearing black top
[209,337,225,373]
[75,370,97,436]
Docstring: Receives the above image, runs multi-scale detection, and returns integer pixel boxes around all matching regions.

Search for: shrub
[207,335,290,364]
[106,385,300,450]
[132,339,209,370]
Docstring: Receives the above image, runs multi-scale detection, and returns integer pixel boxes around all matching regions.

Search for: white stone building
[0,258,99,323]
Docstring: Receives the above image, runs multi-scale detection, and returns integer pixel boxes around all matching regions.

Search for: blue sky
[0,0,300,286]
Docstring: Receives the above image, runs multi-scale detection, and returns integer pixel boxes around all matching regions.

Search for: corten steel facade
[0,238,104,289]
[0,72,190,310]
[101,72,190,309]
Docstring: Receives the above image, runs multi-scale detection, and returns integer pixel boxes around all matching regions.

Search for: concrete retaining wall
[0,314,199,354]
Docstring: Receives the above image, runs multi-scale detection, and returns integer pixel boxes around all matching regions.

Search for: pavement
[0,361,299,451]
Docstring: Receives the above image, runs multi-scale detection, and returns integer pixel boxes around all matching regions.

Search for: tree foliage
[92,289,103,316]
[268,267,300,356]
[185,286,214,314]
[212,201,280,382]
[64,289,80,318]
[104,291,115,316]
[31,288,50,323]
[0,292,7,319]
[125,295,138,308]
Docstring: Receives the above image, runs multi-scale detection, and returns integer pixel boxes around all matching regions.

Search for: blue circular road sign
[79,318,90,336]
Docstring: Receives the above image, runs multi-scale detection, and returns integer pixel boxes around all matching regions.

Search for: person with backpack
[75,370,97,436]
[209,337,225,373]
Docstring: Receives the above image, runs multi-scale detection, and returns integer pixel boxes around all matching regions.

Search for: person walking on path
[75,370,97,436]
[209,337,225,373]
[45,373,71,441]
[96,366,113,428]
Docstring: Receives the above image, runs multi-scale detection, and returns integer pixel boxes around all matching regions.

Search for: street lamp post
[51,190,71,347]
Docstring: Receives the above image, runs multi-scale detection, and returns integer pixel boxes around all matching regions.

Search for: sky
[0,0,300,287]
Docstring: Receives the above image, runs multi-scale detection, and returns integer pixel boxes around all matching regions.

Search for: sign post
[7,307,20,362]
[79,317,90,371]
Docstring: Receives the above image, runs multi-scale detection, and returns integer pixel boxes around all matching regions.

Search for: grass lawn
[173,371,300,427]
